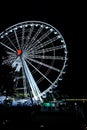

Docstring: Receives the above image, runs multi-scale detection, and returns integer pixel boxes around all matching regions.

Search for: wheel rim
[0,21,67,103]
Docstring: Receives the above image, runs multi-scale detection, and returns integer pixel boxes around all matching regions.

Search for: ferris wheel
[0,21,67,105]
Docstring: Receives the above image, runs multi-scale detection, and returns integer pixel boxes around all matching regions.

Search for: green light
[43,102,51,107]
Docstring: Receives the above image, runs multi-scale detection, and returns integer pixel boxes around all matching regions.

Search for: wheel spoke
[14,29,21,49]
[29,45,65,55]
[26,59,57,87]
[21,25,25,49]
[30,55,66,60]
[29,25,43,44]
[26,57,60,72]
[24,24,34,49]
[27,24,34,42]
[0,42,16,53]
[6,35,18,50]
[6,51,15,55]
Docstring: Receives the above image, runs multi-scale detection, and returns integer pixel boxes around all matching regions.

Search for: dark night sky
[0,1,86,97]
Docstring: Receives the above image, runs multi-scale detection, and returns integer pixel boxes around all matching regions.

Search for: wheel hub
[16,49,22,56]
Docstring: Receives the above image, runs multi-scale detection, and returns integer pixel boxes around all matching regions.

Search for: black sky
[0,1,86,97]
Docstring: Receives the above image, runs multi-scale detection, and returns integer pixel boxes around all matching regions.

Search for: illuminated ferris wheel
[0,21,67,105]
